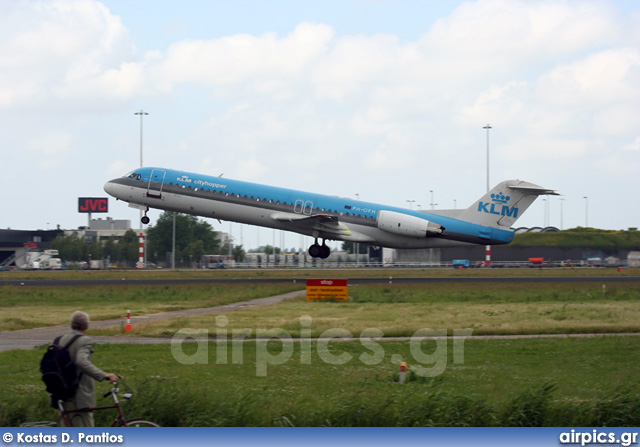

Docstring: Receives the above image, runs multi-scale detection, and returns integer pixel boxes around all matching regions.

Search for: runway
[1,275,639,287]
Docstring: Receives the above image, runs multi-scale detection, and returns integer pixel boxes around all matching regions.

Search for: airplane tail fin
[456,180,558,229]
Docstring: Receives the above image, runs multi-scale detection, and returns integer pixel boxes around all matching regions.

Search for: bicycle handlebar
[102,376,123,398]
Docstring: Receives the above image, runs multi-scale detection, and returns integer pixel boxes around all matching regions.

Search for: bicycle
[22,379,159,427]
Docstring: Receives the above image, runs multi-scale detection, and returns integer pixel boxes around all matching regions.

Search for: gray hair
[70,311,90,331]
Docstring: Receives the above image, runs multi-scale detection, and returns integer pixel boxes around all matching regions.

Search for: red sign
[306,279,348,301]
[78,197,108,213]
[305,279,348,287]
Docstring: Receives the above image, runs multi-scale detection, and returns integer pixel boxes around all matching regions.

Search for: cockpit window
[125,172,142,181]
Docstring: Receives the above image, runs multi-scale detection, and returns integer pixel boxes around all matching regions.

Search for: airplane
[104,167,557,259]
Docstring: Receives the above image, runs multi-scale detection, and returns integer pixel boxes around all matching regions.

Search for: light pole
[134,110,149,268]
[483,124,492,192]
[356,194,360,265]
[134,110,148,168]
[583,196,589,227]
[229,222,233,259]
[406,200,415,210]
[483,124,492,267]
[429,190,437,210]
[543,198,552,227]
[172,212,176,269]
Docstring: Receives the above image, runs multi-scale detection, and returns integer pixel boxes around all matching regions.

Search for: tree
[102,236,117,262]
[51,233,86,261]
[262,245,281,255]
[50,230,138,265]
[118,230,141,265]
[186,240,205,265]
[146,212,220,266]
[232,245,246,262]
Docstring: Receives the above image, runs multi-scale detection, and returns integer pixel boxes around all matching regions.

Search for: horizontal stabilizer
[509,182,559,196]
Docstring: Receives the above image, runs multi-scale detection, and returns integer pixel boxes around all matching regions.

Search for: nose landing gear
[308,239,330,259]
[141,208,150,225]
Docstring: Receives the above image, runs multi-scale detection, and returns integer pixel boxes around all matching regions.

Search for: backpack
[40,334,83,402]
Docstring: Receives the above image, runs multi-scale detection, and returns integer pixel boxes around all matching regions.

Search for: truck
[452,259,470,269]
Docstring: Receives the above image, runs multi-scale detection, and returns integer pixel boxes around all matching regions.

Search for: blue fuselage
[104,167,514,249]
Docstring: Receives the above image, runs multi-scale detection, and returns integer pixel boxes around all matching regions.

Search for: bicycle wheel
[120,418,160,427]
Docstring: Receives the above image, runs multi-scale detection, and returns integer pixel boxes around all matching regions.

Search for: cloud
[537,48,640,107]
[622,136,640,152]
[158,22,335,87]
[0,0,135,110]
[1,0,638,231]
[25,131,74,168]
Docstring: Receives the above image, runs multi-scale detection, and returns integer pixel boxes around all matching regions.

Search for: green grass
[93,282,640,338]
[1,269,639,426]
[1,336,638,426]
[0,283,302,331]
[511,227,640,252]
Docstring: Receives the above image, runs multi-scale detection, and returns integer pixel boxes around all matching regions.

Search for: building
[0,229,63,269]
[72,217,136,243]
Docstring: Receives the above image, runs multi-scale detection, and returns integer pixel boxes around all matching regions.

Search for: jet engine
[377,210,443,238]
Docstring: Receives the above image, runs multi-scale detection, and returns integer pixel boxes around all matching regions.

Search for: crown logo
[491,192,510,204]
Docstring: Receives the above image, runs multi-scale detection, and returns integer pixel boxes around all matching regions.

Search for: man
[57,311,118,427]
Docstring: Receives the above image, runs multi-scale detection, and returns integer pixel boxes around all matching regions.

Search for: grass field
[2,336,638,426]
[88,281,640,338]
[0,283,302,331]
[1,268,638,426]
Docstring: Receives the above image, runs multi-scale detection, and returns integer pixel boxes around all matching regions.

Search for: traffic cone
[124,309,132,333]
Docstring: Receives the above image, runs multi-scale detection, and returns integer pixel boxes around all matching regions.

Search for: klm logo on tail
[478,192,519,217]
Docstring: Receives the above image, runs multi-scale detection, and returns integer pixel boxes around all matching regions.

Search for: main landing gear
[308,239,330,259]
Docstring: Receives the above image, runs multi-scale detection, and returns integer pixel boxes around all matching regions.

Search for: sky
[1,0,638,251]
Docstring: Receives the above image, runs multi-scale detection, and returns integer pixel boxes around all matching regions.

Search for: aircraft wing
[269,212,374,241]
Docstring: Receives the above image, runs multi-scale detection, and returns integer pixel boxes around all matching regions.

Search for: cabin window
[303,201,313,215]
